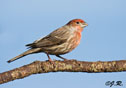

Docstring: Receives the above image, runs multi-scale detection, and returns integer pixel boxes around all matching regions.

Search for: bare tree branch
[0,60,126,84]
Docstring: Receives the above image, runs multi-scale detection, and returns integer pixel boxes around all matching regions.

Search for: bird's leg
[56,55,68,61]
[46,53,52,62]
[46,54,55,64]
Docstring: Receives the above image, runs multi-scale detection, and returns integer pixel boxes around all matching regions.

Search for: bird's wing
[26,26,70,48]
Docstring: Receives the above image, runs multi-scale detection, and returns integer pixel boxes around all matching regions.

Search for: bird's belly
[42,38,80,55]
[42,44,70,55]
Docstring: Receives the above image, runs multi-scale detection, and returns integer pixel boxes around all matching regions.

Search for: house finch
[7,19,88,63]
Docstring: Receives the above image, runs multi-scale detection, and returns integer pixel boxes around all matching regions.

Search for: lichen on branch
[0,60,126,84]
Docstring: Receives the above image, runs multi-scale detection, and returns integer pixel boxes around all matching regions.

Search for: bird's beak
[81,22,88,28]
[83,23,88,27]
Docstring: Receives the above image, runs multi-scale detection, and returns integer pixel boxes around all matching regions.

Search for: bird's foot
[48,58,55,64]
[48,58,52,62]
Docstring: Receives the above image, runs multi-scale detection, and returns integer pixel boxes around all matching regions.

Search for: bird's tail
[7,48,42,63]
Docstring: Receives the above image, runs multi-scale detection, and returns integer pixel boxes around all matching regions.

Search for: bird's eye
[76,22,79,24]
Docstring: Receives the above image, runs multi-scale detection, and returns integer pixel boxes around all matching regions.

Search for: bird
[7,19,88,63]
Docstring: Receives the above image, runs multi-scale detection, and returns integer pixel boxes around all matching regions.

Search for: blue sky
[0,0,126,88]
